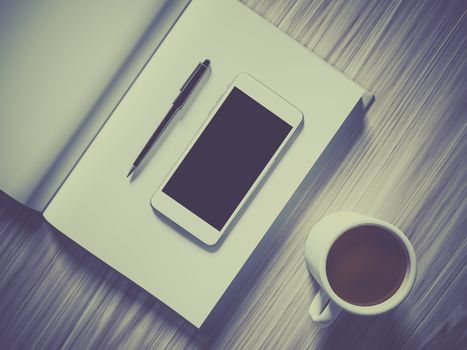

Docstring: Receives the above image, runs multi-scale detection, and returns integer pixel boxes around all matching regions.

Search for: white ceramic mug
[305,212,416,327]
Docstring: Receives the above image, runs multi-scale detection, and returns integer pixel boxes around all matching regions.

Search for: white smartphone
[151,73,303,246]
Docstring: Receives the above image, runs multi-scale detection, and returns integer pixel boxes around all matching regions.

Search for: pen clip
[180,63,202,91]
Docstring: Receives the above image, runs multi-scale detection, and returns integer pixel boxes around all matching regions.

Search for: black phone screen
[162,87,292,230]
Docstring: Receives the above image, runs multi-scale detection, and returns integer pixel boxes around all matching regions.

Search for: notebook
[0,0,372,327]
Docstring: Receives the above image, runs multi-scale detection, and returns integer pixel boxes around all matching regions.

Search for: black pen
[127,59,211,177]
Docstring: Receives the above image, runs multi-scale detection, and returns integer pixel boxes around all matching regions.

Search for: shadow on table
[318,311,406,350]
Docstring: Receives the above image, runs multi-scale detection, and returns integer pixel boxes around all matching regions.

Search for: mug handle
[309,289,342,327]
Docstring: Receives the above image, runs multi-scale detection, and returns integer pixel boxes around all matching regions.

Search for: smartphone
[151,73,303,246]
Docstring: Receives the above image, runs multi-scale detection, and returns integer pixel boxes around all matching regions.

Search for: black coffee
[326,225,407,306]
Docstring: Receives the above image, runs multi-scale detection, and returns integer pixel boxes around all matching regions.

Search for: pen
[127,59,211,177]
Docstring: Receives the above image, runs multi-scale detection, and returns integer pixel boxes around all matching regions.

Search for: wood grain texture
[1,0,466,349]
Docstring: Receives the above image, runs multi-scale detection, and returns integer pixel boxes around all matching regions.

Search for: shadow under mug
[305,212,417,327]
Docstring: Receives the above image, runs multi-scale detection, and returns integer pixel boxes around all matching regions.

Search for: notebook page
[0,0,189,211]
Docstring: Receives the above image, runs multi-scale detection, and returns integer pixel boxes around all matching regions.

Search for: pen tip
[203,59,210,66]
[127,165,136,178]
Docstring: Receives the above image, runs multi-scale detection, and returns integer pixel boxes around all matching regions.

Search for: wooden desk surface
[1,0,466,349]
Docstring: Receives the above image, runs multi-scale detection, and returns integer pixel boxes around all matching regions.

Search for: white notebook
[1,0,371,327]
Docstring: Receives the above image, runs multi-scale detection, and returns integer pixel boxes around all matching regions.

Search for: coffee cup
[305,212,416,327]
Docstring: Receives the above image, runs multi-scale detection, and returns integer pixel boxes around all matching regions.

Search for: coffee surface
[326,225,407,306]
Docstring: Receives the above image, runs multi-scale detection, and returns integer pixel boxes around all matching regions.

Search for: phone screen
[162,87,292,230]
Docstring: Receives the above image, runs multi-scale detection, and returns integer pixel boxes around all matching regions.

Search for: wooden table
[1,0,466,348]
